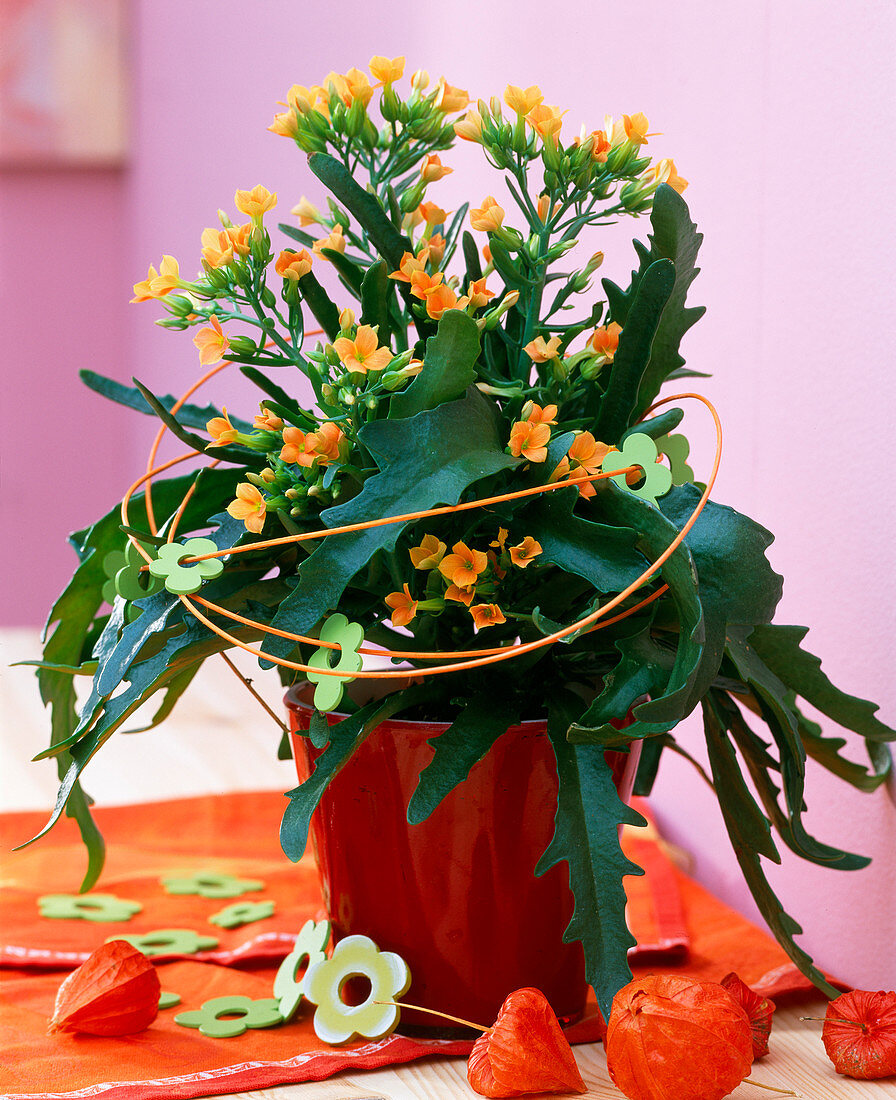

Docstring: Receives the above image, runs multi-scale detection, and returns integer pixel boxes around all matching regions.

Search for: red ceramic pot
[286,683,641,1035]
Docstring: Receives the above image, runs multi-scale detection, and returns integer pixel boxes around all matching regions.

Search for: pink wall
[6,1,895,987]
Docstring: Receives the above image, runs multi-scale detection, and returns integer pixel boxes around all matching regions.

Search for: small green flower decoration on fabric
[208,900,275,929]
[111,929,219,957]
[175,995,283,1038]
[161,871,264,898]
[601,431,673,503]
[147,537,224,595]
[306,614,365,712]
[273,918,331,1022]
[658,433,695,486]
[303,933,411,1044]
[38,894,142,923]
[159,991,182,1009]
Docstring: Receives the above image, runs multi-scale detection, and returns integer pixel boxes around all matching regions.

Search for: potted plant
[25,58,895,1027]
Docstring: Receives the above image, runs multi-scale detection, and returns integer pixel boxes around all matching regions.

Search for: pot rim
[284,680,549,736]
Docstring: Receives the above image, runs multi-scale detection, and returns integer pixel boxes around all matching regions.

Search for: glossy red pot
[286,683,641,1035]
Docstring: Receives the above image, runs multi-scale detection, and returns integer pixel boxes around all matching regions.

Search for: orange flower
[369,55,405,86]
[454,109,484,142]
[588,129,611,163]
[305,421,346,465]
[445,583,476,606]
[508,420,551,463]
[312,224,346,257]
[504,84,544,116]
[420,154,453,183]
[523,335,561,363]
[424,283,469,320]
[206,407,239,448]
[268,109,300,138]
[563,431,613,498]
[226,223,251,256]
[418,201,448,228]
[332,324,393,373]
[466,277,495,310]
[521,401,558,425]
[291,196,321,226]
[427,234,447,264]
[280,426,315,466]
[623,112,651,145]
[200,227,234,269]
[650,158,688,194]
[470,603,506,629]
[509,536,543,569]
[234,185,277,221]
[343,67,374,108]
[131,256,180,302]
[389,247,431,284]
[482,242,492,264]
[385,583,418,628]
[193,317,230,366]
[253,407,283,431]
[439,541,488,588]
[275,249,313,280]
[227,483,266,533]
[525,104,566,143]
[587,321,622,361]
[470,196,505,233]
[410,534,447,570]
[435,78,469,113]
[408,269,444,300]
[286,83,325,114]
[490,528,509,551]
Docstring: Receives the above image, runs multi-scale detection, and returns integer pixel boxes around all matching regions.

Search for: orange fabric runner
[0,791,828,1098]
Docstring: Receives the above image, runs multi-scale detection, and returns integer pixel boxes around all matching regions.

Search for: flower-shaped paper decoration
[161,871,264,898]
[111,929,219,957]
[38,893,142,923]
[600,432,672,502]
[306,614,365,712]
[208,900,275,929]
[147,538,224,595]
[658,433,695,486]
[274,918,331,1022]
[303,933,411,1044]
[175,995,283,1038]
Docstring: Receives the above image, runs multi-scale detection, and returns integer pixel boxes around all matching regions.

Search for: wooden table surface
[3,630,893,1099]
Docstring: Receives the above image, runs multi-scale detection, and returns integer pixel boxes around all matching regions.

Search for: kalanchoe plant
[26,57,895,1020]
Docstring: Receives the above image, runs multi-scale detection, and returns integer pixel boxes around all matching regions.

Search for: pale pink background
[3,1,894,988]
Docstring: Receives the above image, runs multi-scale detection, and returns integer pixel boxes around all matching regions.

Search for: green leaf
[80,370,252,432]
[536,691,646,1020]
[594,259,675,443]
[462,230,483,282]
[390,310,479,419]
[359,260,393,344]
[239,366,316,423]
[321,247,366,297]
[407,691,520,824]
[794,706,892,791]
[263,388,519,657]
[747,624,896,743]
[278,222,317,248]
[297,269,341,340]
[702,695,839,998]
[309,152,412,272]
[620,407,684,442]
[570,485,705,743]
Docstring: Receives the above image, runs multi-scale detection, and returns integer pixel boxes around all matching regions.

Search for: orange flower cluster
[333,325,393,374]
[551,431,614,499]
[389,248,493,322]
[131,256,182,302]
[200,223,251,269]
[280,421,346,468]
[507,401,556,463]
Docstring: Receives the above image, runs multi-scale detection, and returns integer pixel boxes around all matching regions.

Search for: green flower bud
[400,182,427,213]
[228,335,257,355]
[381,84,400,122]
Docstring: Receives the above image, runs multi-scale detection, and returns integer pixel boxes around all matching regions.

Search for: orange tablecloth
[0,792,828,1099]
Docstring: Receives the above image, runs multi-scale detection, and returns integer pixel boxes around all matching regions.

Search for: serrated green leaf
[702,695,839,998]
[407,690,519,824]
[390,310,479,419]
[594,259,675,443]
[536,691,646,1020]
[263,389,519,658]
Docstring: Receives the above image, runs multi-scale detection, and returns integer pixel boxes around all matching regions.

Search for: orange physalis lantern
[49,940,161,1036]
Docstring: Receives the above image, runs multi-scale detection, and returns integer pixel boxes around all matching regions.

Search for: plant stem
[373,1000,489,1033]
[745,1082,801,1097]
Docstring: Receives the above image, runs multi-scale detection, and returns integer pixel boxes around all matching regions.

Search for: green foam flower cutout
[147,537,224,595]
[304,933,411,1044]
[175,995,283,1038]
[161,870,264,898]
[273,918,331,1022]
[38,893,142,922]
[208,900,275,928]
[306,613,365,712]
[601,431,673,503]
[658,433,695,486]
[111,929,219,956]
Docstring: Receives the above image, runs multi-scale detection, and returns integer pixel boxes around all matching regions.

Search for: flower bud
[400,182,427,212]
[217,209,234,228]
[228,335,257,354]
[338,307,356,332]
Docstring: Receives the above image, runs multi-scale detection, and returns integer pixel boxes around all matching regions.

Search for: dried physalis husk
[49,939,161,1036]
[720,971,776,1059]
